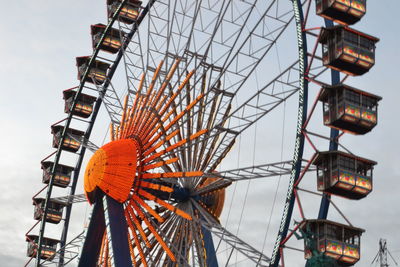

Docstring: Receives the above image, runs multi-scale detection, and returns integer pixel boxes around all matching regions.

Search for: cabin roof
[63,89,97,103]
[106,0,142,6]
[318,83,382,102]
[32,197,66,207]
[301,219,365,234]
[313,150,377,166]
[319,26,380,44]
[75,56,110,69]
[26,235,60,244]
[41,161,74,172]
[90,23,124,37]
[51,125,85,136]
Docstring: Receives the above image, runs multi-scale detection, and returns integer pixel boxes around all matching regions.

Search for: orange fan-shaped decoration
[83,59,224,264]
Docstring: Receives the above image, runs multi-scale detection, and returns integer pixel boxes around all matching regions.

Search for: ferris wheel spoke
[49,194,87,205]
[40,231,85,266]
[142,1,273,101]
[219,61,300,133]
[192,179,232,196]
[67,133,99,153]
[163,216,193,266]
[191,199,271,266]
[206,160,316,182]
[190,215,208,266]
[162,61,300,172]
[153,213,183,265]
[154,0,297,142]
[90,70,127,125]
[183,0,295,127]
[205,70,299,171]
[145,212,192,267]
[119,26,147,95]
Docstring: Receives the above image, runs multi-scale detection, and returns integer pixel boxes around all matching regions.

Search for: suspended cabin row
[313,150,376,200]
[26,0,143,262]
[66,2,143,115]
[33,198,65,224]
[316,1,378,76]
[26,235,59,260]
[316,0,366,25]
[302,220,364,266]
[76,1,142,84]
[319,84,381,135]
[307,2,370,266]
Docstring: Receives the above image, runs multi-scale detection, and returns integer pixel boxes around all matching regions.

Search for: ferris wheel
[25,0,381,266]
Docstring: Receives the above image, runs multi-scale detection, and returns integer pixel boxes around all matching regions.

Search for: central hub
[84,139,139,204]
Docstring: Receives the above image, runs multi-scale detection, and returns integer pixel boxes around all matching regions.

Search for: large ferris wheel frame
[29,0,355,266]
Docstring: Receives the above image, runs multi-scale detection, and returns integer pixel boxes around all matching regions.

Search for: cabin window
[75,101,93,115]
[326,223,342,240]
[339,155,355,172]
[344,30,358,44]
[345,90,360,106]
[361,95,376,110]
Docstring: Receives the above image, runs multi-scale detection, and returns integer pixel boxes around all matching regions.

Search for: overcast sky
[1,1,399,267]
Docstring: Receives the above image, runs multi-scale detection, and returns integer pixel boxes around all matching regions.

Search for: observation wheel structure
[25,0,381,266]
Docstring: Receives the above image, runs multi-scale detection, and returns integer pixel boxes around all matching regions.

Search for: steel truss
[25,0,338,266]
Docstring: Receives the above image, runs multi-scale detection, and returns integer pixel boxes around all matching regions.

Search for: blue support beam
[78,196,106,267]
[202,226,219,267]
[317,19,340,221]
[105,195,133,267]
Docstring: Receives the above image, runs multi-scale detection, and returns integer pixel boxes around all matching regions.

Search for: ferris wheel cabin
[301,219,364,266]
[319,84,381,135]
[51,125,85,153]
[41,161,74,188]
[91,24,125,54]
[107,0,142,24]
[319,26,379,76]
[26,235,59,260]
[33,198,65,224]
[63,89,97,118]
[313,151,376,199]
[76,56,110,85]
[316,0,366,25]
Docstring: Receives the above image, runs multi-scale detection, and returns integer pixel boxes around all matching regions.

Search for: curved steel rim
[35,1,156,266]
[33,1,326,266]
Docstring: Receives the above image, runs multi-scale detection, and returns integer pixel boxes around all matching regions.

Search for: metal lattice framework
[24,0,379,266]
